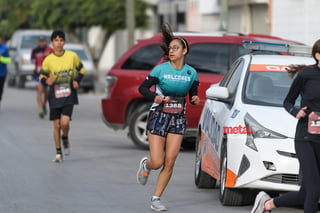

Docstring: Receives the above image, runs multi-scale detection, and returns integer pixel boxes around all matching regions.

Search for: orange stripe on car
[249,64,288,72]
[225,169,237,187]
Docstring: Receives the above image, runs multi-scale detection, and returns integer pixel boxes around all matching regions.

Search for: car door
[201,59,245,179]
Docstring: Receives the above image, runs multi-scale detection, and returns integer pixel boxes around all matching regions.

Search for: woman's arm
[138,76,159,101]
[283,74,304,117]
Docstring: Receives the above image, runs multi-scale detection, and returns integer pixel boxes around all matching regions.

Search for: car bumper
[233,138,299,192]
[80,73,95,88]
[101,97,126,130]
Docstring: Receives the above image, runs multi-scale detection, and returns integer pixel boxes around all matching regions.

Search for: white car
[194,49,315,206]
[64,43,96,92]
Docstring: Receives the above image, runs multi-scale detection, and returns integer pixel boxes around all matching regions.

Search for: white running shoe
[52,153,63,163]
[136,157,150,185]
[151,198,167,212]
[251,191,271,213]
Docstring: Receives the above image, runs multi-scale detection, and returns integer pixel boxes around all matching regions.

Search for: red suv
[101,32,301,149]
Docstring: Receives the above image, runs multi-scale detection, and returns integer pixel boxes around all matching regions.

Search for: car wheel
[194,134,217,188]
[17,76,25,88]
[219,144,244,206]
[7,75,16,87]
[129,104,150,150]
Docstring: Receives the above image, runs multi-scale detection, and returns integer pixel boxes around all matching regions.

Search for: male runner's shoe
[137,157,150,185]
[52,153,63,163]
[151,198,167,212]
[251,191,271,213]
[38,108,44,119]
[62,136,70,156]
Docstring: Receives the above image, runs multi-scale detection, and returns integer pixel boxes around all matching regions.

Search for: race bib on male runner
[308,111,320,134]
[54,83,71,98]
[162,97,184,114]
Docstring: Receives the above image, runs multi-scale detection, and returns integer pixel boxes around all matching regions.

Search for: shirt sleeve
[188,68,200,103]
[0,46,11,64]
[73,53,86,83]
[138,75,159,101]
[39,58,50,84]
[283,73,303,117]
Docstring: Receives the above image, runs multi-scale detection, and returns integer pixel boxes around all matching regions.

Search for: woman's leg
[152,133,183,197]
[271,141,320,212]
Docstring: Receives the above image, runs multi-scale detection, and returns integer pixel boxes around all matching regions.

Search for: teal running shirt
[150,61,199,97]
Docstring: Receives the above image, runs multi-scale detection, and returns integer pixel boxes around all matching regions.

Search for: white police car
[194,42,315,206]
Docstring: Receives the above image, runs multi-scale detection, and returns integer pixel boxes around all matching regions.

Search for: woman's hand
[154,95,164,104]
[191,96,200,105]
[296,106,307,119]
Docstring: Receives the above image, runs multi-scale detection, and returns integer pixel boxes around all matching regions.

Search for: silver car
[6,29,53,88]
[64,43,96,92]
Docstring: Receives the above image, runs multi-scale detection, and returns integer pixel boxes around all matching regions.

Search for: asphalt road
[0,83,302,213]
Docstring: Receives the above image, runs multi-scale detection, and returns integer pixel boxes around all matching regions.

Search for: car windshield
[243,65,300,107]
[21,35,50,49]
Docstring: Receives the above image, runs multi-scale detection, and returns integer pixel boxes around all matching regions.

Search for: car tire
[7,76,16,87]
[17,75,25,88]
[194,133,217,188]
[219,144,244,206]
[129,104,150,150]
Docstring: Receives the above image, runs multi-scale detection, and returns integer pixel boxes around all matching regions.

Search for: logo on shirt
[163,74,191,81]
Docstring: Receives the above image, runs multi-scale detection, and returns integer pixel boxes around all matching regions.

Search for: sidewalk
[94,70,106,94]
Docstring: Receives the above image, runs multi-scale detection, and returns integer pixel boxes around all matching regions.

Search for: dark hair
[159,23,189,60]
[51,30,65,41]
[286,39,320,78]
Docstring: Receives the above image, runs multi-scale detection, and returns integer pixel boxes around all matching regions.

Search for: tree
[0,0,150,42]
[0,0,31,38]
[29,0,149,40]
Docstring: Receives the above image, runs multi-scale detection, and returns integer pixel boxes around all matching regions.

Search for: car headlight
[244,113,288,151]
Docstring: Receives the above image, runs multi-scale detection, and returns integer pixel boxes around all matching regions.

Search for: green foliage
[0,0,149,39]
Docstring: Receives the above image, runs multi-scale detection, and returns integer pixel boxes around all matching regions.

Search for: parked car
[101,32,304,149]
[64,43,96,92]
[194,43,314,206]
[6,29,69,88]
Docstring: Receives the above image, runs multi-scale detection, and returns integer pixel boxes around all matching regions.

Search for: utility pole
[126,0,135,48]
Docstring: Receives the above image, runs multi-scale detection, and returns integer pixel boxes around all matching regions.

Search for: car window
[224,59,244,96]
[244,68,298,107]
[121,44,162,70]
[68,49,89,60]
[185,43,230,75]
[21,35,51,49]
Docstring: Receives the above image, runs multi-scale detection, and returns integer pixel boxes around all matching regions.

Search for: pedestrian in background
[251,39,320,213]
[0,35,11,106]
[39,30,86,162]
[31,36,53,118]
[136,23,200,212]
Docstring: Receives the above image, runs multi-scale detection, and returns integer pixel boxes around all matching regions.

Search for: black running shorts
[50,105,74,121]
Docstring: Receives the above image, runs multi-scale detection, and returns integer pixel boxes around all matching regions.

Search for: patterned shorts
[146,110,187,137]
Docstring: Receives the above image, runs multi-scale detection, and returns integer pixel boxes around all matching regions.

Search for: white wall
[272,0,320,45]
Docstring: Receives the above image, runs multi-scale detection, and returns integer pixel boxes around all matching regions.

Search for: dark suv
[101,32,301,149]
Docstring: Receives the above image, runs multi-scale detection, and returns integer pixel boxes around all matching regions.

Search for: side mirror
[206,86,229,100]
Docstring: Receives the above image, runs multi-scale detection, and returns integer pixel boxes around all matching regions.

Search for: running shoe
[52,153,63,163]
[38,108,44,119]
[62,136,70,156]
[251,191,271,213]
[136,157,150,185]
[151,198,167,212]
